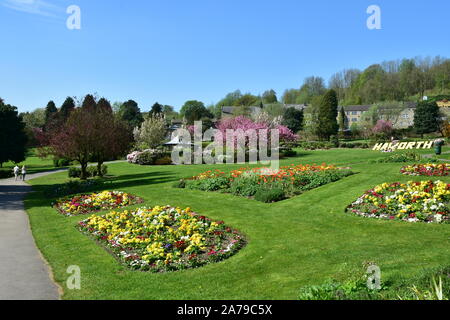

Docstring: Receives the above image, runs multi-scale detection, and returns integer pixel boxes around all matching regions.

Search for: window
[352,118,358,122]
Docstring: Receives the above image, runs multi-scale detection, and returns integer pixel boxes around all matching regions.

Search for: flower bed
[179,164,354,203]
[400,163,450,176]
[54,191,144,216]
[78,206,245,272]
[347,181,450,223]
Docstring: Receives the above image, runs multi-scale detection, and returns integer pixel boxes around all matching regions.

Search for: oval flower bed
[78,206,245,272]
[346,181,450,223]
[400,163,450,176]
[54,191,144,216]
[180,164,353,202]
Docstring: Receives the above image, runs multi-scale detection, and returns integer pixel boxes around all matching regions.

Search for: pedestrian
[13,165,20,181]
[21,166,27,181]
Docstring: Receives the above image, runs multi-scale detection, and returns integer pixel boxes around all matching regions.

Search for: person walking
[13,165,20,181]
[21,166,27,181]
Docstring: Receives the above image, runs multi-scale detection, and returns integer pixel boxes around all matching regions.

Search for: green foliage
[45,179,106,198]
[0,169,13,179]
[53,158,72,167]
[187,176,230,192]
[317,90,339,140]
[59,97,76,122]
[414,101,440,136]
[371,151,423,163]
[134,150,168,165]
[45,101,57,124]
[172,179,186,189]
[119,100,144,129]
[0,101,28,166]
[283,107,304,132]
[254,188,285,203]
[180,100,212,124]
[68,165,108,178]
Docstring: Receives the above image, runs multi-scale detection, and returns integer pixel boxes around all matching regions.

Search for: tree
[0,100,28,167]
[119,100,144,129]
[43,107,132,179]
[317,90,339,140]
[283,107,304,133]
[21,108,46,147]
[150,102,163,116]
[338,107,348,132]
[97,98,113,113]
[180,100,212,124]
[81,94,97,111]
[45,101,57,125]
[90,107,132,175]
[262,90,278,104]
[414,101,440,137]
[59,97,76,121]
[133,113,167,149]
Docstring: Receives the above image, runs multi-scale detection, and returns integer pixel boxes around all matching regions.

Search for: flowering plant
[54,191,144,216]
[78,206,245,272]
[347,181,450,223]
[400,163,450,176]
[183,164,353,202]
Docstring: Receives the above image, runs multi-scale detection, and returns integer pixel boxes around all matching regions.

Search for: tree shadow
[0,184,32,211]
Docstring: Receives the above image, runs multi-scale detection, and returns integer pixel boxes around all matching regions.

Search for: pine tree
[317,89,339,140]
[81,94,97,111]
[97,98,113,113]
[119,100,144,129]
[414,101,440,137]
[59,97,76,121]
[45,100,57,124]
[338,106,348,132]
[150,102,163,115]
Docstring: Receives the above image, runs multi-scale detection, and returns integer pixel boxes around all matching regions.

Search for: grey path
[0,170,65,300]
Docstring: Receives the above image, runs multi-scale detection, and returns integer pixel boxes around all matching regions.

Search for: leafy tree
[262,89,278,104]
[133,113,167,149]
[21,108,46,147]
[234,93,260,107]
[43,107,132,179]
[282,107,304,133]
[0,100,28,167]
[119,100,144,129]
[150,102,163,116]
[180,100,212,124]
[414,101,440,137]
[317,90,339,140]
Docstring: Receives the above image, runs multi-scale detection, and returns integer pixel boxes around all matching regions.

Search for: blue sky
[1,0,449,113]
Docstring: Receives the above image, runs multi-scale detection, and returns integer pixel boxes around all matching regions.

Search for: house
[340,102,417,129]
[437,99,450,108]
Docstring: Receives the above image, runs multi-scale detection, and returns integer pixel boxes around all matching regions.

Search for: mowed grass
[25,148,450,300]
[2,149,60,174]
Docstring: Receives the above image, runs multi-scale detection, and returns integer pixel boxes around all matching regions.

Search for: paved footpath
[0,170,64,300]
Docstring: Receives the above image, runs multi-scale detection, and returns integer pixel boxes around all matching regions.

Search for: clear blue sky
[1,0,449,113]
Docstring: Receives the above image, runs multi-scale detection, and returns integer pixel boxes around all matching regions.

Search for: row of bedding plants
[54,190,144,216]
[346,180,450,223]
[78,206,246,272]
[400,163,450,176]
[176,164,354,203]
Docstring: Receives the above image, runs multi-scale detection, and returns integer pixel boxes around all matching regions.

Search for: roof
[341,105,371,112]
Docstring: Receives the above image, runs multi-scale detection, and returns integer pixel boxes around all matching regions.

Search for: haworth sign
[373,141,434,151]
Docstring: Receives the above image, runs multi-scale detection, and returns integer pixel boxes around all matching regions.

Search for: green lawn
[2,149,61,174]
[25,148,450,299]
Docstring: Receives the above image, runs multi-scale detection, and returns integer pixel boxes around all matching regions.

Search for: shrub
[172,179,186,189]
[68,165,108,178]
[0,169,13,179]
[229,175,262,197]
[254,188,286,203]
[330,135,340,148]
[68,167,81,178]
[188,176,230,192]
[53,158,72,167]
